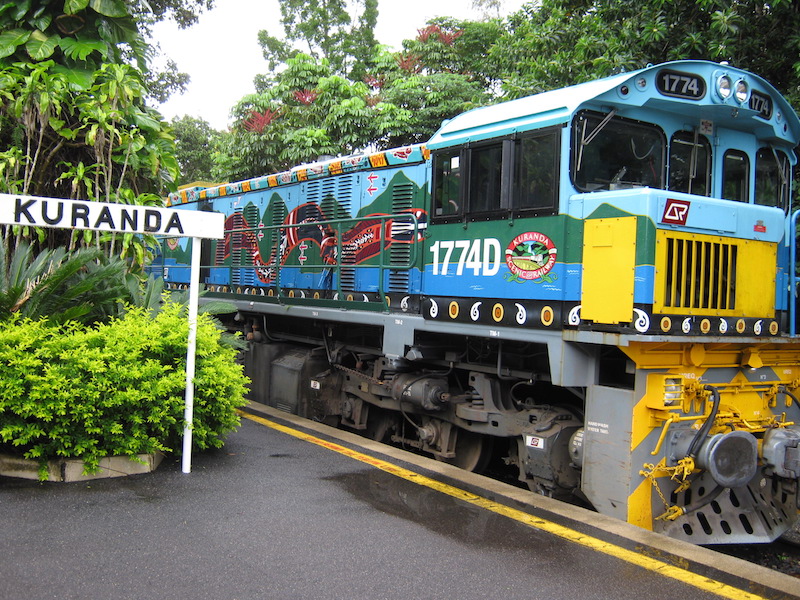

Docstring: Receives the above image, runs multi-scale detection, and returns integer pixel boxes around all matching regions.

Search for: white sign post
[0,193,225,474]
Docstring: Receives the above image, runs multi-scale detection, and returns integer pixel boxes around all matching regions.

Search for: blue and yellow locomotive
[161,60,800,544]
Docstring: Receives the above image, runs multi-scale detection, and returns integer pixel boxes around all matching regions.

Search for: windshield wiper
[576,108,618,172]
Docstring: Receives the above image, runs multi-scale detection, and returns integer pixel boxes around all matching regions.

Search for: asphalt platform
[1,403,798,600]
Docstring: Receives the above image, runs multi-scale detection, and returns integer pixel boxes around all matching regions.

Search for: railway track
[717,538,800,579]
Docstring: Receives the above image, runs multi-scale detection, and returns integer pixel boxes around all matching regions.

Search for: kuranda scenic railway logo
[504,231,558,283]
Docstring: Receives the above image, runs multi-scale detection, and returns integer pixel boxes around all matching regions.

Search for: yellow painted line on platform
[240,411,767,600]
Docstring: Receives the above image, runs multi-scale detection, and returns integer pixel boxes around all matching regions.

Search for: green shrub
[0,302,249,478]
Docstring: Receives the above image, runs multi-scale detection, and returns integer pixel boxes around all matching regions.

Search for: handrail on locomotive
[790,208,800,336]
[226,211,421,304]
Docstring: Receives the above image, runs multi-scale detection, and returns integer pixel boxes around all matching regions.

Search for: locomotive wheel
[437,429,494,472]
[364,407,396,442]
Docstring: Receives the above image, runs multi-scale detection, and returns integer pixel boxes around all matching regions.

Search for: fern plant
[0,240,132,325]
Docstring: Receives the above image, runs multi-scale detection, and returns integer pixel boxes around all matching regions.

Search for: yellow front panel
[653,230,777,317]
[581,217,637,324]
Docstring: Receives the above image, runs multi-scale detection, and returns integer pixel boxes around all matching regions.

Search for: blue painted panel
[568,188,785,242]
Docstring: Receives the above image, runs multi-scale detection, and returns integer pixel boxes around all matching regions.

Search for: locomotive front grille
[663,236,737,311]
[654,231,776,317]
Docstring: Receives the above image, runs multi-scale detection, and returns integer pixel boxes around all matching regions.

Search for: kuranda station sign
[0,193,224,239]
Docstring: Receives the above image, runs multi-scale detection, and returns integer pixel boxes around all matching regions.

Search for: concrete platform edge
[243,401,800,600]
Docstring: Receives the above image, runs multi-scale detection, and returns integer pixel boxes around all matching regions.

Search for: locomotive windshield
[722,150,749,203]
[572,111,665,192]
[668,130,711,196]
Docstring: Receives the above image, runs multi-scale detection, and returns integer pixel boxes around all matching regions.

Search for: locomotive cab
[418,61,800,543]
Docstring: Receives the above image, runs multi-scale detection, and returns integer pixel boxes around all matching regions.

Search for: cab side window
[755,148,790,211]
[433,150,461,218]
[468,143,503,214]
[515,130,559,214]
[432,127,561,221]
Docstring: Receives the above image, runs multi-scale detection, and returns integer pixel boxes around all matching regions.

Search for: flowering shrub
[0,303,249,478]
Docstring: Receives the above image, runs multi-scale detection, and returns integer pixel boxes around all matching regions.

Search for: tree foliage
[0,0,194,264]
[0,59,178,263]
[400,17,505,89]
[217,53,390,180]
[216,4,499,182]
[0,0,143,72]
[170,114,221,184]
[258,0,378,79]
[132,0,215,30]
[490,0,800,106]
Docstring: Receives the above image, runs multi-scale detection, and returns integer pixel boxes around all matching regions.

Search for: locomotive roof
[167,144,430,205]
[427,60,800,150]
[168,61,800,207]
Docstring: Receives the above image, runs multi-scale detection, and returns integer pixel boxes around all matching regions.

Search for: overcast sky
[152,0,528,130]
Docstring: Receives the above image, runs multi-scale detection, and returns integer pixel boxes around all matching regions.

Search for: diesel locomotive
[160,60,800,545]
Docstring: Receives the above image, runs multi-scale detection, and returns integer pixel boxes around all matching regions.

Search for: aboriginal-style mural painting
[162,146,430,298]
[216,195,428,289]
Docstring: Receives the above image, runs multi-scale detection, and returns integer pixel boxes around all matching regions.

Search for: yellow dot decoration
[449,301,459,319]
[492,303,504,322]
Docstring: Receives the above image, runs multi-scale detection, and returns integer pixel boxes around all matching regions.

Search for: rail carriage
[160,60,800,544]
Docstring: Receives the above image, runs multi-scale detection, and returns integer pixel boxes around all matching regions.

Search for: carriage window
[433,150,462,217]
[669,131,710,196]
[515,130,559,212]
[572,111,665,192]
[469,143,503,213]
[722,150,749,203]
[755,148,790,211]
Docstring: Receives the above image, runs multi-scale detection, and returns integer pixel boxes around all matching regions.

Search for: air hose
[687,384,721,460]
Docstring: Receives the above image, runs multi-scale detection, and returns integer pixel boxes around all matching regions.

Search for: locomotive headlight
[735,79,749,103]
[716,75,733,100]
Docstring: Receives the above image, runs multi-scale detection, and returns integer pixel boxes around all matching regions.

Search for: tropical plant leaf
[29,12,52,31]
[0,3,17,18]
[64,0,90,14]
[11,0,31,21]
[130,108,161,131]
[89,0,127,18]
[0,241,132,325]
[51,63,94,89]
[0,29,31,58]
[59,36,106,61]
[26,31,60,60]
